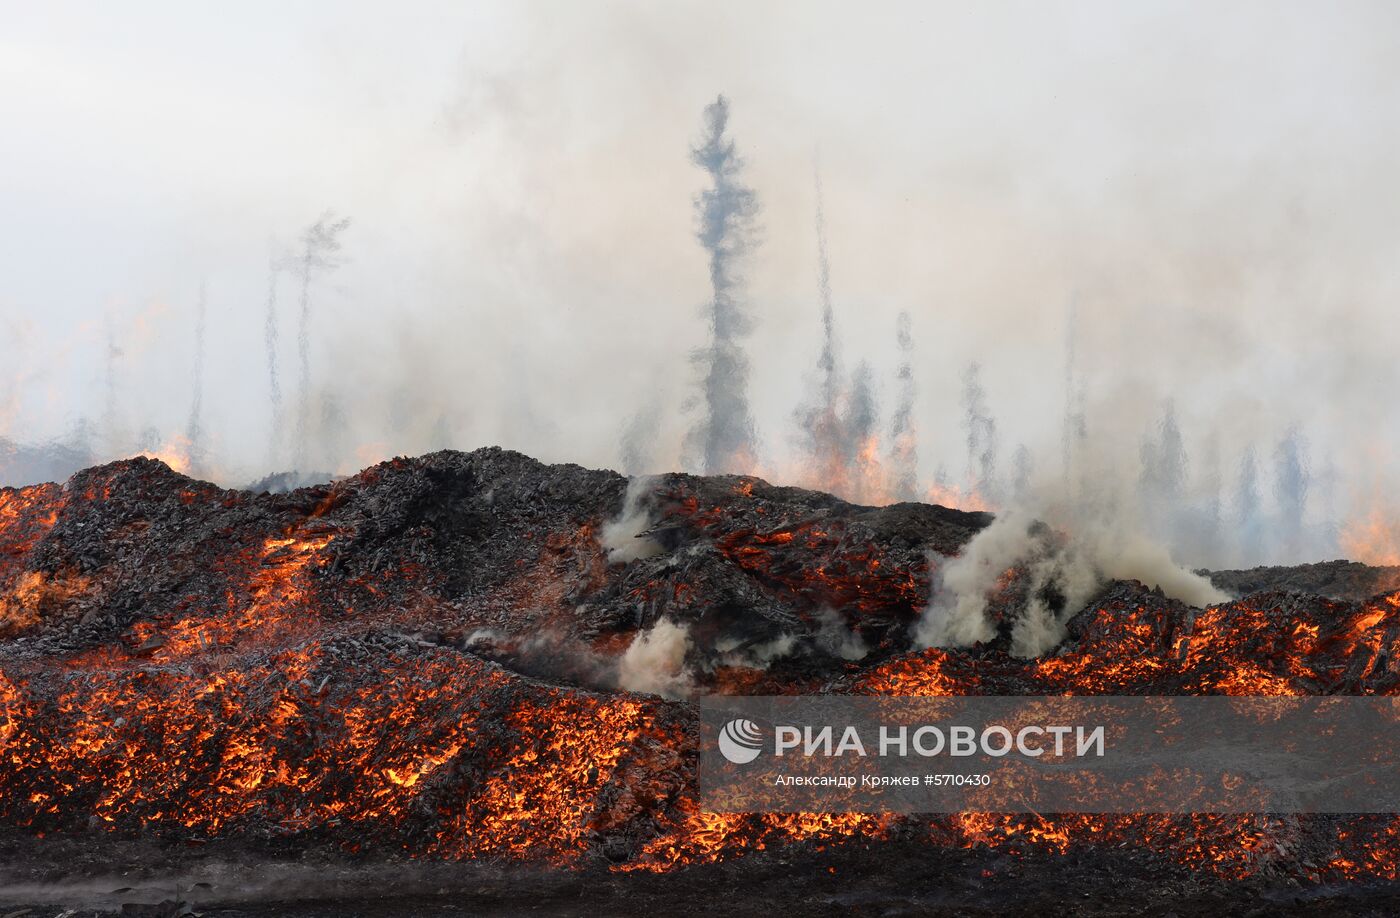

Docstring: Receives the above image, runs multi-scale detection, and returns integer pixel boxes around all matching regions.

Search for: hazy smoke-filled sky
[4,1,1400,564]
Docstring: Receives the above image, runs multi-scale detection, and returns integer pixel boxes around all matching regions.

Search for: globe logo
[718,718,765,764]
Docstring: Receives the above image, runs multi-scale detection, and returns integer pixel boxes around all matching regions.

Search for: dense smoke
[5,3,1400,573]
[616,618,693,699]
[600,476,664,564]
[463,618,694,700]
[815,606,869,661]
[915,504,1228,658]
[684,96,758,475]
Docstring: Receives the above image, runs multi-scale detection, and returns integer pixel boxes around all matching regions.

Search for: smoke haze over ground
[4,1,1400,569]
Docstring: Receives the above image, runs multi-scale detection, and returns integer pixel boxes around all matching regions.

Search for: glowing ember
[1,448,1398,887]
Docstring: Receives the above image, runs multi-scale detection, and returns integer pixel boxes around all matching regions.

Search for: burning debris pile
[2,447,1400,894]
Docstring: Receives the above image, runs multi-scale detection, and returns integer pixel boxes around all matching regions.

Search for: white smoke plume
[915,509,1037,649]
[815,606,868,661]
[600,476,665,564]
[714,632,797,669]
[617,617,693,699]
[709,608,865,668]
[462,620,695,699]
[915,498,1229,658]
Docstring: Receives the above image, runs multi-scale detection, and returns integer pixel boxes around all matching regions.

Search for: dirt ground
[2,834,1399,917]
